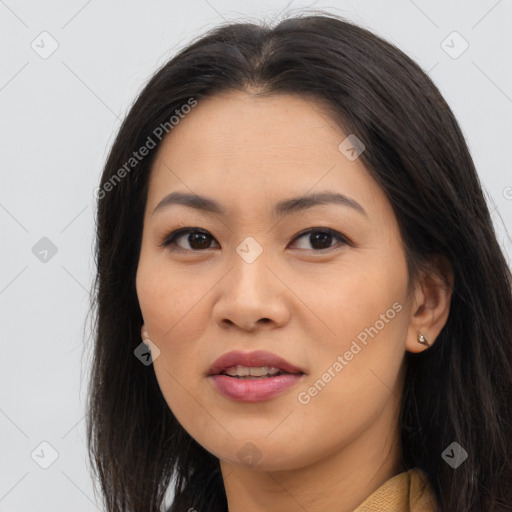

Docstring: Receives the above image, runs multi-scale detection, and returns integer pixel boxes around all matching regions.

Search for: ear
[141,323,149,340]
[405,254,454,353]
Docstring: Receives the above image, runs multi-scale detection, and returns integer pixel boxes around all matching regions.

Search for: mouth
[207,350,306,402]
[207,350,306,377]
[219,366,302,379]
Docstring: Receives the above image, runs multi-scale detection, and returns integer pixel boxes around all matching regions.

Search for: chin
[212,441,312,472]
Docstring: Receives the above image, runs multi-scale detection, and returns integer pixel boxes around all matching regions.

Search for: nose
[212,250,290,332]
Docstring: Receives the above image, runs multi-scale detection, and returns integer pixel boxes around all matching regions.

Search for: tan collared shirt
[353,468,438,512]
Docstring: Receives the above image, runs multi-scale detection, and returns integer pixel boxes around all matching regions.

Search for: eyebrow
[152,191,368,218]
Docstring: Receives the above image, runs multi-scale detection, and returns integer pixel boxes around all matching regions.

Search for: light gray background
[1,0,511,510]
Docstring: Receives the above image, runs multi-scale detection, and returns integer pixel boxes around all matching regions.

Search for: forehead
[154,90,344,158]
[146,90,389,222]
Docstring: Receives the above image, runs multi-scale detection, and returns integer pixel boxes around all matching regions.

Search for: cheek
[304,249,409,399]
[136,254,212,387]
[137,250,203,337]
[315,256,407,348]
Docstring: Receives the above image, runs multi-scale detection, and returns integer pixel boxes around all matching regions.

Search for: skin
[136,90,453,512]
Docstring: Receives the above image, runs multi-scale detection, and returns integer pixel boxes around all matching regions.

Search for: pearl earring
[417,332,430,347]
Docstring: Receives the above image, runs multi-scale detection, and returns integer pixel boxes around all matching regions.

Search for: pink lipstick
[207,350,306,402]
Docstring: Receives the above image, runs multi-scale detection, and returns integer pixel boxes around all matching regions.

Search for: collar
[352,467,438,512]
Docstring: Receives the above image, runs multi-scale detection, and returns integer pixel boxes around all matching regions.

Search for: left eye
[161,227,349,252]
[292,228,349,251]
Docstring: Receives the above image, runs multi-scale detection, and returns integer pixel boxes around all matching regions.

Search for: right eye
[161,228,219,251]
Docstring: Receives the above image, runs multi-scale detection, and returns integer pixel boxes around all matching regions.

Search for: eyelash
[160,227,351,253]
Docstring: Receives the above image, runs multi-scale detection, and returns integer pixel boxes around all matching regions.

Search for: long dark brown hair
[86,11,512,512]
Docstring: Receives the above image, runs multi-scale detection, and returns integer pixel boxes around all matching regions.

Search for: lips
[207,350,305,376]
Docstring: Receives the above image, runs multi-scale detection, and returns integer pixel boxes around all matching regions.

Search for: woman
[86,12,512,512]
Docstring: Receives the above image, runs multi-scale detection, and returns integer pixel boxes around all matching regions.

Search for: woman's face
[136,90,421,472]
